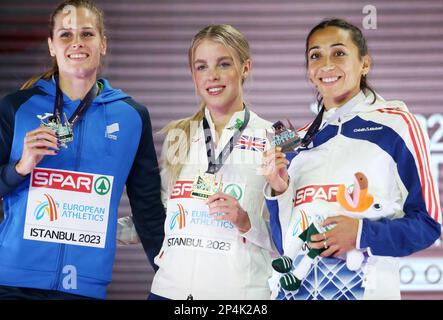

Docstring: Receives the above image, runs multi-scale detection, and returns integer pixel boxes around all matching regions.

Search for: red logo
[295,184,340,206]
[32,168,93,193]
[170,180,193,199]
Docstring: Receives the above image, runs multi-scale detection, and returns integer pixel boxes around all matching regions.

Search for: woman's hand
[207,192,251,233]
[308,215,359,257]
[15,126,59,176]
[261,147,289,195]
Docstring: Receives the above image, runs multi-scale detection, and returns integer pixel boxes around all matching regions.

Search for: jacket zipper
[337,117,343,134]
[53,118,85,290]
[313,117,344,299]
[311,118,342,299]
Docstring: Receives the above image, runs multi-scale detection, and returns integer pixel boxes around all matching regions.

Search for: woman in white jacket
[118,24,275,300]
[262,18,441,300]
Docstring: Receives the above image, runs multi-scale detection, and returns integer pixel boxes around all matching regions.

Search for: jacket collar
[203,107,247,132]
[321,90,408,126]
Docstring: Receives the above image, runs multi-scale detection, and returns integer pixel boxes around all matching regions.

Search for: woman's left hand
[308,215,359,257]
[207,192,251,233]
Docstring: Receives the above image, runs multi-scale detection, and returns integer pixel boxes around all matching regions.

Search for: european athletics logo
[34,194,59,222]
[169,203,187,230]
[292,209,309,236]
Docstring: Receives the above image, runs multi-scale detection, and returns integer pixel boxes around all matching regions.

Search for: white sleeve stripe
[378,109,441,223]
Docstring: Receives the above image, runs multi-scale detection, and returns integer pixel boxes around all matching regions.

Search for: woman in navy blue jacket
[0,0,164,299]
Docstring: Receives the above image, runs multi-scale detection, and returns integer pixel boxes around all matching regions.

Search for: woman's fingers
[27,126,57,138]
[25,128,59,150]
[262,148,288,179]
[207,192,234,204]
[31,148,58,156]
[28,138,59,150]
[320,244,339,257]
[263,150,286,166]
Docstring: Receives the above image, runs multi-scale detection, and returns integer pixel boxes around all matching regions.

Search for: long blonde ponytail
[160,103,205,190]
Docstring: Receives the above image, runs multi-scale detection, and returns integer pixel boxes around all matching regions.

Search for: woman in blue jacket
[0,0,164,299]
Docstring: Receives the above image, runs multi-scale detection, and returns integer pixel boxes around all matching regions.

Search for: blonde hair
[21,0,105,90]
[161,24,251,189]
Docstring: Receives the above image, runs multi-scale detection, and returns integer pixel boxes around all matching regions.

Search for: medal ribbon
[300,106,325,148]
[52,77,98,128]
[301,92,366,148]
[202,107,250,174]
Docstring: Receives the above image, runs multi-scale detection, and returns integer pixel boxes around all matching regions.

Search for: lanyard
[301,92,366,148]
[52,77,98,127]
[202,107,250,174]
[300,105,347,147]
[300,106,325,148]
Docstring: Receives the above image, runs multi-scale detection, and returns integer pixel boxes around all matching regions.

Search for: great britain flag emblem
[235,135,266,152]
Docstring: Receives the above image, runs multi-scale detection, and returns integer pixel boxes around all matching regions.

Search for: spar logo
[170,180,193,199]
[34,194,59,222]
[32,168,110,196]
[292,209,309,236]
[32,168,93,193]
[169,203,187,230]
[94,177,111,195]
[295,184,340,206]
[224,183,243,201]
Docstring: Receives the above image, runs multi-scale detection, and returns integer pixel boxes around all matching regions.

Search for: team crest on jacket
[235,135,266,152]
[105,123,120,140]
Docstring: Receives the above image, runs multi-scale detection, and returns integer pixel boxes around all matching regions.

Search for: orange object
[337,172,374,212]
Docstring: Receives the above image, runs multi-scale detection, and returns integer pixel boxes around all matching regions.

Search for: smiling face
[307,26,370,109]
[192,39,250,113]
[48,6,106,81]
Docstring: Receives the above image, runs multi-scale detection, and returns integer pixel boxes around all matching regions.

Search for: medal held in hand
[191,107,250,201]
[43,76,98,149]
[191,172,223,200]
[267,120,301,153]
[41,113,73,148]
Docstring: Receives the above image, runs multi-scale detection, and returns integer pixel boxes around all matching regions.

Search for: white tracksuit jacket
[264,91,441,300]
[119,108,275,299]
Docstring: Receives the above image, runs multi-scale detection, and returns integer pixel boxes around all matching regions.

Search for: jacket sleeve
[240,197,276,253]
[263,177,295,256]
[125,102,165,270]
[0,94,28,198]
[116,138,169,246]
[359,112,441,256]
[262,138,302,256]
